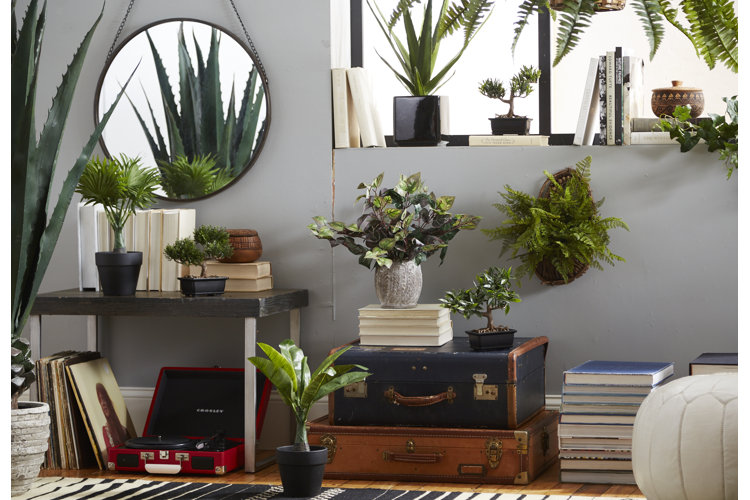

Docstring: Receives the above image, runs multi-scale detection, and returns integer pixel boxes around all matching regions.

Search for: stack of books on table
[559,360,674,485]
[357,304,452,346]
[183,260,273,292]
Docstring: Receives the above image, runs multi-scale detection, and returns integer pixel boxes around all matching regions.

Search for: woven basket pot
[11,401,50,496]
[534,168,591,286]
[218,229,262,263]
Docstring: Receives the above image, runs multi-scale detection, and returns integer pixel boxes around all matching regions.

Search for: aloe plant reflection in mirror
[97,20,268,200]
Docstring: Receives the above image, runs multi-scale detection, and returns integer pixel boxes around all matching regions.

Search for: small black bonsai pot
[177,276,228,296]
[489,117,531,135]
[467,328,517,351]
[95,251,142,296]
[276,445,328,497]
[394,95,443,146]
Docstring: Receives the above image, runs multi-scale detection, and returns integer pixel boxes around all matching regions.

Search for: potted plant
[478,66,541,135]
[483,156,629,285]
[157,154,234,200]
[440,266,521,350]
[11,0,134,494]
[309,172,480,308]
[367,0,494,146]
[163,225,234,296]
[76,155,160,295]
[249,340,369,497]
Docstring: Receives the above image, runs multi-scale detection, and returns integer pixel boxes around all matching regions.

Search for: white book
[605,50,615,146]
[560,458,633,471]
[346,67,386,148]
[123,214,134,253]
[359,321,453,337]
[331,68,360,148]
[77,203,100,291]
[560,413,637,425]
[160,209,196,292]
[562,393,648,404]
[359,330,453,347]
[133,210,150,291]
[559,437,633,450]
[560,469,636,485]
[468,135,549,146]
[96,209,112,254]
[630,131,678,145]
[559,423,634,439]
[623,56,644,145]
[573,57,601,146]
[359,317,451,328]
[358,303,449,319]
[147,210,163,290]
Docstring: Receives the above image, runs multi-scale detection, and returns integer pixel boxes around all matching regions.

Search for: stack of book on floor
[357,304,452,346]
[184,260,273,292]
[559,359,674,485]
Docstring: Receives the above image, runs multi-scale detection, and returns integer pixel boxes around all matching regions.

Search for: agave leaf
[126,90,166,164]
[200,28,222,163]
[177,24,199,159]
[161,92,186,160]
[218,80,236,170]
[146,30,181,142]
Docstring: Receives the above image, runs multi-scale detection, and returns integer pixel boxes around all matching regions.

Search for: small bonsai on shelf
[478,66,541,119]
[164,225,233,278]
[440,266,521,333]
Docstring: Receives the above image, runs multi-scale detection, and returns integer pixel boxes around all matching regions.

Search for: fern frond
[512,0,545,55]
[553,0,596,66]
[630,0,665,60]
[388,0,423,30]
[682,0,738,72]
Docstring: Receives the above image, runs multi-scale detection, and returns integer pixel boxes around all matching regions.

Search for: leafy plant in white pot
[249,340,369,497]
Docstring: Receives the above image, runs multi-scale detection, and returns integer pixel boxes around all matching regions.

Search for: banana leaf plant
[128,22,266,185]
[249,340,370,451]
[11,0,134,407]
[512,0,737,71]
[367,0,495,96]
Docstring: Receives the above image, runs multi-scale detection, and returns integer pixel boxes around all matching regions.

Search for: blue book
[564,360,674,386]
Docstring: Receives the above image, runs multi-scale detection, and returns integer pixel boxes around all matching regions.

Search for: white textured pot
[11,401,50,496]
[374,260,422,308]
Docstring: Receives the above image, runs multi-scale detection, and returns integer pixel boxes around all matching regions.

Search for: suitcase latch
[485,438,502,468]
[320,434,337,463]
[514,430,529,455]
[343,381,367,398]
[473,374,498,401]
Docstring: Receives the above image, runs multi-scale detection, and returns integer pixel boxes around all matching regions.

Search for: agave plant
[128,22,266,181]
[367,0,494,96]
[11,0,133,406]
[157,154,233,199]
[513,0,738,71]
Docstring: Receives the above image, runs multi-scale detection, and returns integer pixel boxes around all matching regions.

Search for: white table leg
[86,315,98,351]
[244,317,257,473]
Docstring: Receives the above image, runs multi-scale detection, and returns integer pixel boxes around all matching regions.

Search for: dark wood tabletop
[30,288,309,318]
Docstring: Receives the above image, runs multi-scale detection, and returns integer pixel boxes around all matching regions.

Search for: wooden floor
[41,461,644,498]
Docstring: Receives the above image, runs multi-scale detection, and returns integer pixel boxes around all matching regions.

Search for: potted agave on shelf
[440,266,521,350]
[478,66,541,135]
[163,225,234,296]
[249,340,369,497]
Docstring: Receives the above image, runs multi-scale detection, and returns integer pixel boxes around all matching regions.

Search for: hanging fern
[553,0,596,66]
[631,0,666,60]
[682,0,738,72]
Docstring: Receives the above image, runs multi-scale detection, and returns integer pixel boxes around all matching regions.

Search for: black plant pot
[95,251,142,296]
[467,328,517,351]
[177,276,228,296]
[489,117,532,135]
[394,95,444,146]
[276,445,328,497]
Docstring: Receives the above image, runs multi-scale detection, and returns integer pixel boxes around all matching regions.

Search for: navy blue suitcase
[331,336,548,429]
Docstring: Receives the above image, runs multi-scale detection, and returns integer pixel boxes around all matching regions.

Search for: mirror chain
[107,0,136,64]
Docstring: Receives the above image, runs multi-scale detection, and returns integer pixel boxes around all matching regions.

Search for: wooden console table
[29,288,309,473]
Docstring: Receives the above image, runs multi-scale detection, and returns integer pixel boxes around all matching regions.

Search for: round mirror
[95,19,270,201]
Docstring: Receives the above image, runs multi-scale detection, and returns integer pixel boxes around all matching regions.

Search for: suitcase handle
[145,463,182,474]
[384,386,455,406]
[382,450,443,463]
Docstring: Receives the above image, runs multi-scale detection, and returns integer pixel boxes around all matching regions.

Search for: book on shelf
[77,203,101,291]
[629,131,678,145]
[622,55,644,145]
[468,134,549,146]
[560,469,636,485]
[559,436,632,450]
[133,210,150,291]
[224,276,273,292]
[358,303,449,319]
[359,320,452,337]
[160,209,196,292]
[346,67,386,148]
[36,350,75,468]
[597,55,607,145]
[559,423,634,439]
[560,413,637,425]
[573,57,601,146]
[147,209,163,290]
[630,117,662,132]
[331,67,360,148]
[559,449,631,460]
[560,458,632,471]
[689,352,737,375]
[561,402,640,415]
[605,50,615,145]
[358,317,450,328]
[564,360,674,386]
[561,393,649,404]
[614,46,623,145]
[96,207,113,254]
[359,331,453,347]
[184,260,272,280]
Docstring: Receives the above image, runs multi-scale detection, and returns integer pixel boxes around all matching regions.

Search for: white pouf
[632,373,737,500]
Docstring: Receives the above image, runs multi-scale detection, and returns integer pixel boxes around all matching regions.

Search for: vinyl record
[125,435,194,450]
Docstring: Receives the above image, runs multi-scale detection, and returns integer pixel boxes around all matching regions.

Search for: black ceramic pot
[177,276,228,296]
[489,117,531,135]
[95,251,142,296]
[276,445,328,497]
[393,95,444,146]
[467,328,517,351]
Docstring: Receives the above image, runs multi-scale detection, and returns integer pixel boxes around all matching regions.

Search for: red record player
[108,367,270,475]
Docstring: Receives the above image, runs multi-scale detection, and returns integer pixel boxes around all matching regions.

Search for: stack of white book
[357,304,452,346]
[183,261,273,292]
[559,360,674,485]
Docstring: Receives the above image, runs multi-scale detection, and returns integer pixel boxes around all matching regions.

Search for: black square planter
[393,95,445,146]
[177,276,228,296]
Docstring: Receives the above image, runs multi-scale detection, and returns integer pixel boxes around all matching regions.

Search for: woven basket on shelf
[534,167,592,286]
[548,0,625,11]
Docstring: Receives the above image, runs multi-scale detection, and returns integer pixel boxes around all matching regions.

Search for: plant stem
[112,227,126,253]
[484,306,495,330]
[293,418,310,452]
[200,261,208,278]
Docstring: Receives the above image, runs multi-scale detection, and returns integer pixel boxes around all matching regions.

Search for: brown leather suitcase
[308,409,559,484]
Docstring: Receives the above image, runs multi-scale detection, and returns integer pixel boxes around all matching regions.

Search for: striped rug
[18,477,640,500]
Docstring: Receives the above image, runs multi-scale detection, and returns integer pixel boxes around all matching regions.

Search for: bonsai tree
[308,172,481,269]
[483,156,629,284]
[367,0,494,95]
[478,66,541,118]
[157,154,234,200]
[75,155,161,253]
[249,340,370,451]
[163,225,233,278]
[440,267,521,332]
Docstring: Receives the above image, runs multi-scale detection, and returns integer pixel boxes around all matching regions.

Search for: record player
[108,367,270,475]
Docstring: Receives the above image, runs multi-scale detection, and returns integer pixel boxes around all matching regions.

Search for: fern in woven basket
[483,156,629,285]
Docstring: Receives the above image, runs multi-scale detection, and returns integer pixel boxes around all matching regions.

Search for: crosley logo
[196,408,224,414]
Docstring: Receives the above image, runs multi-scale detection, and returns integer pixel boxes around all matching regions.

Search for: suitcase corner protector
[514,471,529,484]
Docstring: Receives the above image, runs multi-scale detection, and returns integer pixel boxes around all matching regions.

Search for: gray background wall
[27,1,737,400]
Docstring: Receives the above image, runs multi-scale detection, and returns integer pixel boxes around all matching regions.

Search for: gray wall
[29,0,737,395]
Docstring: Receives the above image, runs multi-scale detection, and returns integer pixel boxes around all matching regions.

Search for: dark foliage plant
[163,225,233,278]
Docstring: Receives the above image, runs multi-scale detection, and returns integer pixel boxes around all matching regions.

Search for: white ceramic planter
[374,260,422,308]
[11,401,50,496]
